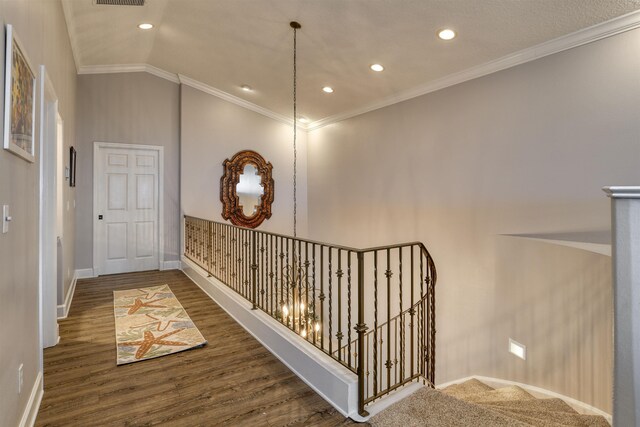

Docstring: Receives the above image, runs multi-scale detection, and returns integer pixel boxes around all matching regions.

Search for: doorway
[39,67,60,351]
[93,142,164,275]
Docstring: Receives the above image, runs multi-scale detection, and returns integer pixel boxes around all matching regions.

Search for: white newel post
[604,186,640,426]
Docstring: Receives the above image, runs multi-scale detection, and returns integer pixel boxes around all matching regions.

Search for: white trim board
[73,10,640,131]
[57,272,77,319]
[178,74,295,127]
[18,371,43,427]
[437,375,612,424]
[78,63,180,84]
[180,257,360,419]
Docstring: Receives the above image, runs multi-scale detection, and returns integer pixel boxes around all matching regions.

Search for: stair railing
[184,215,437,416]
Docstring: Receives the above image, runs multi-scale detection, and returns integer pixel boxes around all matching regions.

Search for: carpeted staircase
[369,379,610,426]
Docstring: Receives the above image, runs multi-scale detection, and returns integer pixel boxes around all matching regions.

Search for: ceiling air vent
[95,0,145,5]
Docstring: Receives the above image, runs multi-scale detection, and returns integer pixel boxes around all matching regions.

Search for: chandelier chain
[292,24,298,238]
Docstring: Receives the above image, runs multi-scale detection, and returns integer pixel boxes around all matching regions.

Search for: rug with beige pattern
[113,284,207,365]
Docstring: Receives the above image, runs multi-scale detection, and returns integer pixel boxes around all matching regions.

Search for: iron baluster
[356,251,369,417]
[337,248,343,361]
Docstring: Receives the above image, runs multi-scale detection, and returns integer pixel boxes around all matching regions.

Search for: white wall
[181,84,308,237]
[0,1,77,425]
[307,27,640,412]
[75,72,181,269]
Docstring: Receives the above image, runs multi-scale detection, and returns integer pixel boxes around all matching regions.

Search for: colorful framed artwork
[3,24,36,162]
[70,146,77,187]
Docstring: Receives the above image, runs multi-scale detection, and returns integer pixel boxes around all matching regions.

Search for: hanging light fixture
[290,21,301,238]
[274,21,321,340]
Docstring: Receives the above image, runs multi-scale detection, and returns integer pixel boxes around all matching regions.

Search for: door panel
[136,154,155,168]
[107,174,128,210]
[135,221,154,258]
[96,145,160,275]
[107,223,128,260]
[108,153,128,167]
[136,175,155,209]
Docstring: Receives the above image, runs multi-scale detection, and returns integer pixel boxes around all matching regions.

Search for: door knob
[98,215,103,220]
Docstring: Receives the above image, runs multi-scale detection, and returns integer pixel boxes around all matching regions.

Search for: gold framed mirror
[220,150,274,228]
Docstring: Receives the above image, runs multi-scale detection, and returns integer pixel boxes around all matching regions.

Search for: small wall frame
[220,150,274,228]
[69,146,77,187]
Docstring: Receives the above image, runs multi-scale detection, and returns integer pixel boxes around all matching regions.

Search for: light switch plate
[2,205,9,233]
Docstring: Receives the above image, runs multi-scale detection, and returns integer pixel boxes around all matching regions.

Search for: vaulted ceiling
[62,0,640,126]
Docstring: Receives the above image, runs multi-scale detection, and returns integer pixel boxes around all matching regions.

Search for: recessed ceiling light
[322,86,334,93]
[370,64,384,72]
[138,23,153,30]
[438,28,456,40]
[240,85,253,92]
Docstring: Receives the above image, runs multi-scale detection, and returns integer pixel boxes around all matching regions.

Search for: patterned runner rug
[114,284,207,365]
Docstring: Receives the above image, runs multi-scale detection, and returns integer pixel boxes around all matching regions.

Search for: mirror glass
[236,163,264,217]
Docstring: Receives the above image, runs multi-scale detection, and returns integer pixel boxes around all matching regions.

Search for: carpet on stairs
[369,379,610,427]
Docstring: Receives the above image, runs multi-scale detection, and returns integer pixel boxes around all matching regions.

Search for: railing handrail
[184,215,437,268]
[183,214,437,417]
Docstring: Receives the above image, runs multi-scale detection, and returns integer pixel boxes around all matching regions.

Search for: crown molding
[177,74,303,128]
[306,9,640,131]
[71,9,640,132]
[78,63,180,83]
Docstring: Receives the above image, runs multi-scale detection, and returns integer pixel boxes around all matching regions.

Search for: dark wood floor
[36,270,358,426]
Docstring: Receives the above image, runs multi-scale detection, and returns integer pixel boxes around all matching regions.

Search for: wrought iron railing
[184,215,437,416]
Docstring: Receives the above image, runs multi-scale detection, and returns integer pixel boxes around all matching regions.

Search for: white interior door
[95,144,161,275]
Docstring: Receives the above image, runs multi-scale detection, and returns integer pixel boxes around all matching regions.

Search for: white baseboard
[437,375,612,424]
[19,370,43,427]
[75,268,96,279]
[57,272,77,319]
[160,260,181,271]
[180,257,359,418]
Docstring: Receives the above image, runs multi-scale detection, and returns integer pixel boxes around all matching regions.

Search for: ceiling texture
[62,0,640,127]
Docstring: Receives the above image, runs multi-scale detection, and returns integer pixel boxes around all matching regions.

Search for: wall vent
[95,0,145,5]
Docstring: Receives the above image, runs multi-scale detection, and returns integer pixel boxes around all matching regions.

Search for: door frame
[38,66,59,353]
[92,142,164,276]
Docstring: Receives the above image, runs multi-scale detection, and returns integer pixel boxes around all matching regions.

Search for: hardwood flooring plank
[36,270,360,426]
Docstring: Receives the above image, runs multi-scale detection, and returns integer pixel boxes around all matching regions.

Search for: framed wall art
[69,146,76,187]
[4,24,36,162]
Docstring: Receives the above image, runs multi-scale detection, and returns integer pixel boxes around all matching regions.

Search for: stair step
[441,378,494,399]
[370,386,530,426]
[463,385,536,403]
[490,407,610,427]
[482,397,577,414]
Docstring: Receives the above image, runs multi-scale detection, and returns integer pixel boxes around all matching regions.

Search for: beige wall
[307,27,640,411]
[0,1,77,425]
[494,237,612,410]
[75,72,181,269]
[181,84,308,236]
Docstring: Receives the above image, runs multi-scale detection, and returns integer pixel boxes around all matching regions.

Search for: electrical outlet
[18,364,23,394]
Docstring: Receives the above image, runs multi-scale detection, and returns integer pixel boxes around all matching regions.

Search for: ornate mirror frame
[220,150,274,228]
